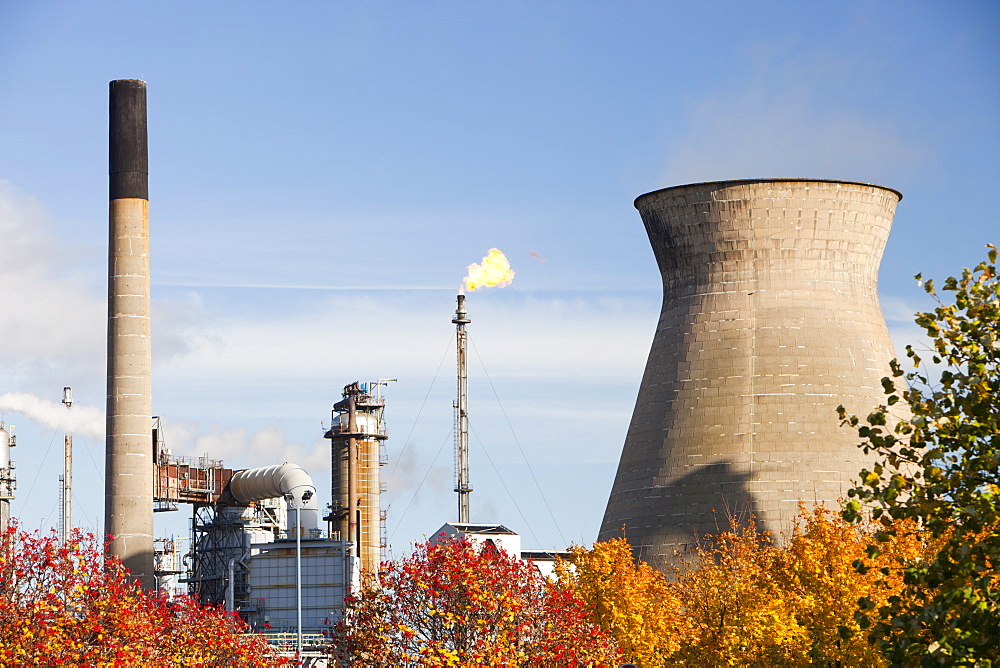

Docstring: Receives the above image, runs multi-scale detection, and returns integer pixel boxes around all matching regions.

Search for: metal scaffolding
[188,501,284,609]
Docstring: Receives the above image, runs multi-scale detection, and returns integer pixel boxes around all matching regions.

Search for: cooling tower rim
[635,178,903,209]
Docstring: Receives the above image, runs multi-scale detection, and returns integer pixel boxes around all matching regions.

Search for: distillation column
[325,382,388,575]
[600,179,902,563]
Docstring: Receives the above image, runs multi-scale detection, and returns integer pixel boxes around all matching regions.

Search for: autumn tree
[670,519,814,666]
[777,506,933,667]
[841,244,1000,664]
[327,536,619,666]
[560,507,934,666]
[0,522,288,666]
[674,508,934,666]
[555,537,685,665]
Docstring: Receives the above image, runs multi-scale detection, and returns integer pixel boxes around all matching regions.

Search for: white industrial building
[432,522,568,578]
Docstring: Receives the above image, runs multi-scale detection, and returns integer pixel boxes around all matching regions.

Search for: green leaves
[842,244,1000,664]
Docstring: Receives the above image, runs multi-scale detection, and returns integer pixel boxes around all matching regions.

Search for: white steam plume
[0,392,105,440]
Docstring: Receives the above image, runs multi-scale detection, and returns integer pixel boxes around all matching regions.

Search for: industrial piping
[347,397,359,549]
[105,79,154,588]
[229,463,319,536]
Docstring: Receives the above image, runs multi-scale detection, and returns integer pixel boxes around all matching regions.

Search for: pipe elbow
[229,463,317,509]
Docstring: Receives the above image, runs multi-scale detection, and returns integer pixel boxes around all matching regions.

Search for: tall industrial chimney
[600,179,902,564]
[61,387,73,544]
[106,79,154,588]
[453,295,472,524]
[0,423,15,533]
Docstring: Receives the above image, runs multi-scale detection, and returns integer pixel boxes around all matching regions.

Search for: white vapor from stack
[0,392,104,440]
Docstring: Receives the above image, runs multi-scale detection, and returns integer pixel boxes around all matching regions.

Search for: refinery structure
[98,80,388,648]
[153,410,366,638]
[0,79,906,659]
[93,78,541,653]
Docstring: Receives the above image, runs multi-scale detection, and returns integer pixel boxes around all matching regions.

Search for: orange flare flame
[463,248,515,292]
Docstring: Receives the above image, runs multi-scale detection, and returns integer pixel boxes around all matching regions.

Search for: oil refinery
[0,79,904,662]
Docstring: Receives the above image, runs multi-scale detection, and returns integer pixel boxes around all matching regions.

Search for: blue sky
[1,1,997,554]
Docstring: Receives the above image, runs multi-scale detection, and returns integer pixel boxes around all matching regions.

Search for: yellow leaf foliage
[556,537,685,665]
[776,505,930,666]
[559,505,936,667]
[673,520,811,666]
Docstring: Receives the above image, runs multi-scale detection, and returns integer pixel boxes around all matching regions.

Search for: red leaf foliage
[0,521,290,666]
[328,536,620,665]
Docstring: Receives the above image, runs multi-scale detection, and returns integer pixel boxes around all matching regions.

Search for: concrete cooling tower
[600,179,902,562]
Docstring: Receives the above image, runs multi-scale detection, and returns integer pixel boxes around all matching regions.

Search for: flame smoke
[463,248,515,292]
[0,392,105,439]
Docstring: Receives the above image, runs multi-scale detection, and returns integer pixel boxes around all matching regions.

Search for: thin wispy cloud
[0,181,105,384]
[152,293,655,383]
[662,43,925,186]
[158,418,330,478]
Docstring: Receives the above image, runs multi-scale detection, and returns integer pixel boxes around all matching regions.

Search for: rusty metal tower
[325,381,389,575]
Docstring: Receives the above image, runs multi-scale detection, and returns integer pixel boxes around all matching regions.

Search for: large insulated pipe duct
[229,463,319,536]
[600,179,902,564]
[105,79,154,588]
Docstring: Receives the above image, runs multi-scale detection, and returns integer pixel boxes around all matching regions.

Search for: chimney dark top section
[109,80,148,200]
